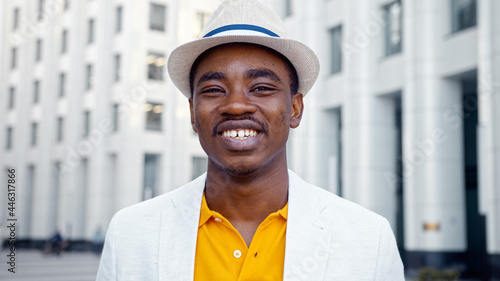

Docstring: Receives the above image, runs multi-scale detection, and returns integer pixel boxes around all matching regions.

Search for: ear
[290,93,304,128]
[189,98,198,133]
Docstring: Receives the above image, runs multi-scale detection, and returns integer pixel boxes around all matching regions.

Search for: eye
[255,86,271,91]
[199,87,225,97]
[251,85,275,95]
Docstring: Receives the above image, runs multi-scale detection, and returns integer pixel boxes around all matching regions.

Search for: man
[96,0,404,280]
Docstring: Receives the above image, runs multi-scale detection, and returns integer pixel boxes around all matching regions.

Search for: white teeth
[222,129,259,139]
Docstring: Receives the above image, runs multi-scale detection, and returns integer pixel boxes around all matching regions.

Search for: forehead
[193,43,290,77]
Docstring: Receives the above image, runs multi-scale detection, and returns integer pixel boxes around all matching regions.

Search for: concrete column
[403,0,467,268]
[342,0,397,228]
[477,0,500,265]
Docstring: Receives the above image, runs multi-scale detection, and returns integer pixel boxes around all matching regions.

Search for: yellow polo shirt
[194,194,288,281]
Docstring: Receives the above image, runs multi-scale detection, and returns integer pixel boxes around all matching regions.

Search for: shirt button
[214,218,222,222]
[233,250,242,258]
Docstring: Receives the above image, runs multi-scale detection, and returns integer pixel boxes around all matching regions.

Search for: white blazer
[96,171,404,280]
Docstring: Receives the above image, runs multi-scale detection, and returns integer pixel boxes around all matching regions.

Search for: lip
[218,131,264,151]
[215,119,264,135]
[214,120,265,151]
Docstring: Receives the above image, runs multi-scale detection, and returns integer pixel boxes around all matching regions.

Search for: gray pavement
[0,250,100,281]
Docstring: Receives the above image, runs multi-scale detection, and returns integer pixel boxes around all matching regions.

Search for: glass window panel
[114,54,121,82]
[31,123,38,146]
[11,48,17,69]
[116,6,122,33]
[6,127,13,150]
[329,25,342,74]
[61,30,68,53]
[8,87,15,109]
[36,39,42,61]
[192,156,208,180]
[143,154,160,200]
[112,104,119,132]
[86,64,93,90]
[33,80,40,103]
[88,19,95,44]
[150,4,166,31]
[83,111,90,137]
[385,0,402,56]
[145,102,163,131]
[13,8,19,30]
[147,52,165,80]
[451,0,477,32]
[57,117,64,142]
[59,73,66,97]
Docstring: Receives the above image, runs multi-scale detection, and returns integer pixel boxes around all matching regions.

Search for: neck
[204,158,289,223]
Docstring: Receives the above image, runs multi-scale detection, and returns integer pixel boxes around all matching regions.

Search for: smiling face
[189,43,304,176]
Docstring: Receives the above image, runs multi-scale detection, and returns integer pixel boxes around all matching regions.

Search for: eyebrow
[196,72,226,87]
[245,69,281,83]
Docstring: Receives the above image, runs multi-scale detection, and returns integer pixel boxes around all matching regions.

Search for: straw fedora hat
[167,0,320,98]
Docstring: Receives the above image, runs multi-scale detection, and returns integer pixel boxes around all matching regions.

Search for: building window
[31,123,38,146]
[83,111,90,137]
[150,3,166,32]
[147,52,165,80]
[329,25,342,75]
[112,104,119,132]
[6,127,13,150]
[33,80,40,103]
[11,48,17,69]
[143,154,160,200]
[13,8,19,30]
[116,6,122,33]
[56,117,64,142]
[8,87,15,109]
[88,19,95,44]
[38,0,45,21]
[86,64,93,90]
[284,0,292,17]
[59,73,66,97]
[145,102,163,131]
[114,54,121,82]
[451,0,477,33]
[36,39,43,61]
[384,0,402,56]
[61,29,68,53]
[192,156,207,180]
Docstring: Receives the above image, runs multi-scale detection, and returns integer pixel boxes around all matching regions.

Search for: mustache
[212,116,268,136]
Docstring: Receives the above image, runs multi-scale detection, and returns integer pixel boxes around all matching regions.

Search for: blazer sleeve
[374,219,405,280]
[96,215,118,281]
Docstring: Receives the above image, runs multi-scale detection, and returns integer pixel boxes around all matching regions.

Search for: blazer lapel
[283,171,333,281]
[158,174,206,281]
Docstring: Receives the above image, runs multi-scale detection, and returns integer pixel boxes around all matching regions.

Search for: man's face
[189,44,303,176]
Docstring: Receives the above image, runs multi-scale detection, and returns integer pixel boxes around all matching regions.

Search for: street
[0,250,100,281]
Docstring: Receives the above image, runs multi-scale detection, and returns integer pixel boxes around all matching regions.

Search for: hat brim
[167,35,320,98]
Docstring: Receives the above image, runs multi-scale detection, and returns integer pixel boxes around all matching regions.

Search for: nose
[219,87,257,116]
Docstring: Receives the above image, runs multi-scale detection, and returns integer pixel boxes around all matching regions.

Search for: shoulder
[111,174,206,224]
[289,170,387,225]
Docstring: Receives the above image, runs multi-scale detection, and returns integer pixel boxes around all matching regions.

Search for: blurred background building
[0,0,499,279]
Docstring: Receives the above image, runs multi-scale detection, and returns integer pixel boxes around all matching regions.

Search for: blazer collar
[283,171,333,281]
[157,171,333,281]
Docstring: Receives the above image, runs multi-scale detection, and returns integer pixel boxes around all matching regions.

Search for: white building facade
[1,0,499,279]
[0,0,217,248]
[263,0,499,278]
